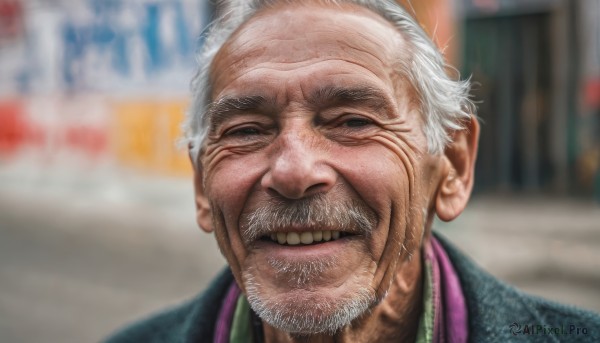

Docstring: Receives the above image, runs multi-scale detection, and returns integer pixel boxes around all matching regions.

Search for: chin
[242,270,377,335]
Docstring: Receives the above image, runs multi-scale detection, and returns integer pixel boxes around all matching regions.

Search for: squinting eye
[226,126,261,136]
[343,118,372,128]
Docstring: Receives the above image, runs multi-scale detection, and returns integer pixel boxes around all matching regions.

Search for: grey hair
[183,0,475,163]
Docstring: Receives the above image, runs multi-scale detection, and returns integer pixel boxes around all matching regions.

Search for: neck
[262,250,423,343]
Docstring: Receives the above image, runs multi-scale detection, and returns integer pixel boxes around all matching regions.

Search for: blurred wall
[1,0,599,197]
[460,0,600,198]
[0,0,214,177]
[401,0,599,199]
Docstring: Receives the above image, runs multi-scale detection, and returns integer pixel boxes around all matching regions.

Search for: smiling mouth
[262,230,353,246]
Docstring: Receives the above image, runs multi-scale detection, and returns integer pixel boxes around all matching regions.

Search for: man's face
[197,3,444,334]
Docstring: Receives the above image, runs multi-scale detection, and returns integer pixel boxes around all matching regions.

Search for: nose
[261,130,336,199]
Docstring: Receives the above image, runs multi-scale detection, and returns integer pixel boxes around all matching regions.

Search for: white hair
[183,0,475,163]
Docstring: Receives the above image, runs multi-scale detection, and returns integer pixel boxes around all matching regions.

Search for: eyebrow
[308,85,391,115]
[206,95,275,132]
[205,85,393,131]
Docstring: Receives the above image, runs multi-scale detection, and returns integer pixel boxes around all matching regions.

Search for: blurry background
[0,0,598,342]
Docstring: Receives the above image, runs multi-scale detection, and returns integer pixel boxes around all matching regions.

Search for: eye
[342,117,372,128]
[225,125,262,136]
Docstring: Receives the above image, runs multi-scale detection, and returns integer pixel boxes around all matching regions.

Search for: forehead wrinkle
[213,1,405,70]
[210,3,413,124]
[212,57,394,108]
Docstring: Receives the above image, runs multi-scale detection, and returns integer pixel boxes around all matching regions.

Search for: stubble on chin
[265,255,339,288]
[242,265,377,335]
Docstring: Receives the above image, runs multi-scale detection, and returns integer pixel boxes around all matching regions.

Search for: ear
[435,116,480,222]
[189,149,214,233]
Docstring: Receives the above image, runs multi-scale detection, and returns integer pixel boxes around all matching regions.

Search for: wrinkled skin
[192,3,478,343]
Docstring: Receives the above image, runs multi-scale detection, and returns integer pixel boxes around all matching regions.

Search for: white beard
[242,264,377,335]
[234,193,380,334]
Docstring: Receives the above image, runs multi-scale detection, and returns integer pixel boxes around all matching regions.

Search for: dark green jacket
[105,234,600,342]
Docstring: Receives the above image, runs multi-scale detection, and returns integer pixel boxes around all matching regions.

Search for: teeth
[287,232,300,245]
[300,232,313,244]
[269,230,342,245]
[277,232,286,244]
[313,231,322,241]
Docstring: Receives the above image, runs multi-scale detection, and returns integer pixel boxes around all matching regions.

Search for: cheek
[330,142,412,247]
[337,148,408,211]
[205,147,266,212]
[205,153,268,261]
[331,131,428,262]
[332,130,419,211]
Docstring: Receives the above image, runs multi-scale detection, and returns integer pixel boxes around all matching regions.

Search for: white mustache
[240,194,377,244]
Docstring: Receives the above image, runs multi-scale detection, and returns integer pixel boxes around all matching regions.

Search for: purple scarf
[213,236,468,343]
[428,236,469,343]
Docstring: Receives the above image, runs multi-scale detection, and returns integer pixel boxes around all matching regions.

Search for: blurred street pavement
[0,162,599,343]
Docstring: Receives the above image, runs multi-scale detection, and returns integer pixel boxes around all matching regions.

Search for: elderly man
[106,1,600,342]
